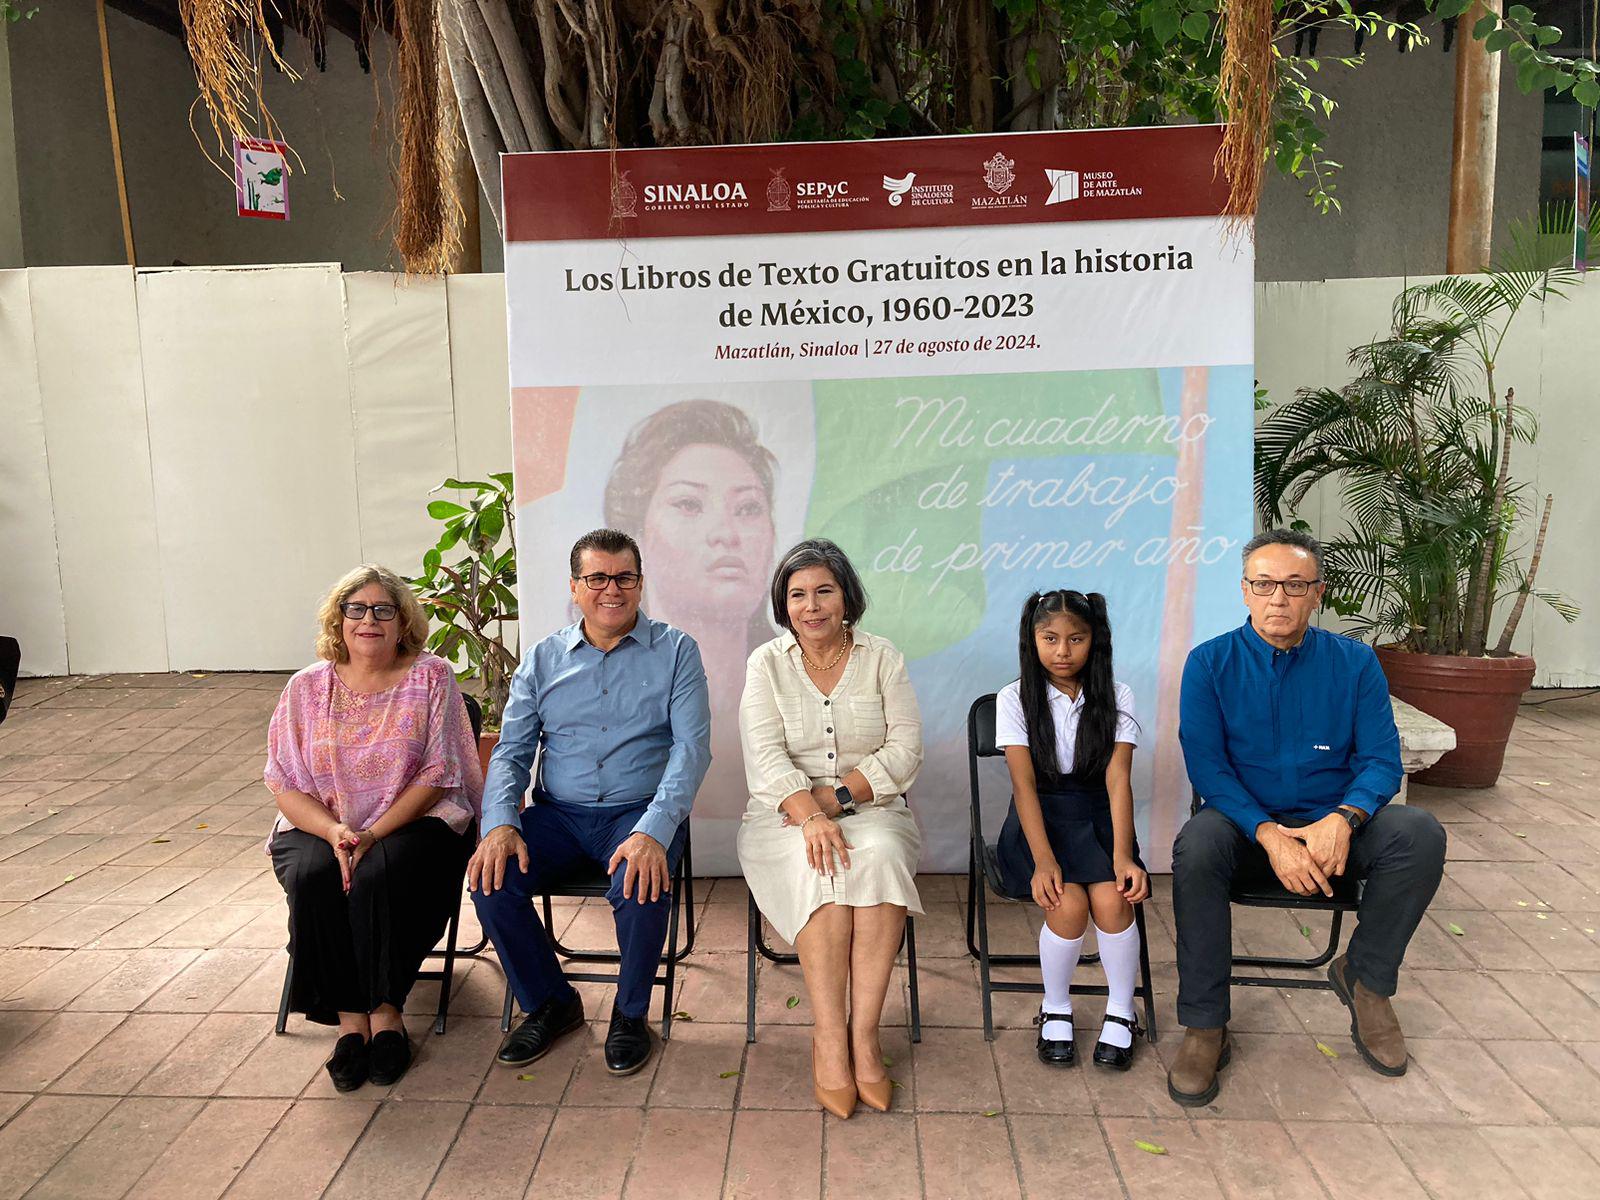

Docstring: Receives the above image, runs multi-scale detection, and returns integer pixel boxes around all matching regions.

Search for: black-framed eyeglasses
[575,572,642,591]
[340,601,399,621]
[1245,578,1322,597]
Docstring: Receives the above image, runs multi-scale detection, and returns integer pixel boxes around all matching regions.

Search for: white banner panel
[505,128,1255,873]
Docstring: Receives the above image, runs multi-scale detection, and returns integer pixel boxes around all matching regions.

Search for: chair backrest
[0,636,18,725]
[463,693,484,740]
[967,693,1001,841]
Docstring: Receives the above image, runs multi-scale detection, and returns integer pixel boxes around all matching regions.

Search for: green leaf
[882,1054,894,1067]
[786,995,800,1009]
[1484,30,1516,53]
[1447,922,1467,936]
[982,1110,1000,1118]
[442,477,492,491]
[1315,1041,1340,1059]
[1134,1140,1168,1155]
[428,500,468,519]
[673,1010,694,1022]
[1506,4,1534,23]
[490,471,514,490]
[150,837,170,844]
[718,1069,742,1079]
[1575,78,1600,107]
[1181,12,1211,41]
[516,1073,535,1081]
[1473,13,1500,38]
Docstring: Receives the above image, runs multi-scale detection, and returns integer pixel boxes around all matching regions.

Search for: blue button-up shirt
[1179,620,1402,841]
[481,613,712,849]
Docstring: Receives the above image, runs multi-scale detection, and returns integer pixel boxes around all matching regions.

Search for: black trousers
[1171,804,1447,1028]
[272,817,471,1022]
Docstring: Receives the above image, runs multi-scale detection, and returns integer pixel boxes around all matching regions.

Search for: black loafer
[1033,1010,1076,1067]
[326,1032,369,1092]
[1093,1013,1143,1071]
[497,989,585,1067]
[368,1029,413,1086]
[604,1006,653,1076]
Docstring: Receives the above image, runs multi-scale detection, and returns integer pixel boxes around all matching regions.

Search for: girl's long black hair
[1017,589,1122,783]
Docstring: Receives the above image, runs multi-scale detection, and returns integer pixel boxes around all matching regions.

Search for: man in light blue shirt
[469,528,710,1077]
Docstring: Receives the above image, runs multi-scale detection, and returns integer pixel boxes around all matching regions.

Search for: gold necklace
[800,628,852,672]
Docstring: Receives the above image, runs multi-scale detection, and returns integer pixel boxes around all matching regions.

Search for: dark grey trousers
[1171,803,1447,1028]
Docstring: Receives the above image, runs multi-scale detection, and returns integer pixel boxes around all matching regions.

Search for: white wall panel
[135,264,361,670]
[30,267,168,673]
[0,269,67,675]
[342,272,459,578]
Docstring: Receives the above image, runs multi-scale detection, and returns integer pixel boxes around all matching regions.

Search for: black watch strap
[835,785,857,815]
[1339,806,1364,830]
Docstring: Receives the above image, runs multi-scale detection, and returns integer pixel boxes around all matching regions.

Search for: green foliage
[1432,0,1600,105]
[408,474,519,730]
[1255,212,1588,656]
[2,2,41,21]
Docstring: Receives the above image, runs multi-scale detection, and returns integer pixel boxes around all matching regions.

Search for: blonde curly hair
[315,565,430,663]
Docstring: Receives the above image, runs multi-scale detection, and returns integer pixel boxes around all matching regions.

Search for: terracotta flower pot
[477,731,500,778]
[1376,645,1535,788]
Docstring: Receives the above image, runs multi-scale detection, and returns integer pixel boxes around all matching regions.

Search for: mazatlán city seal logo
[610,171,639,219]
[983,152,1016,196]
[767,167,792,213]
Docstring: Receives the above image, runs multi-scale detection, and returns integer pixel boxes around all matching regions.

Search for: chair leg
[500,980,515,1034]
[975,862,997,1042]
[1134,904,1157,1044]
[661,862,683,1043]
[1231,907,1347,974]
[433,903,461,1036]
[745,895,759,1044]
[904,916,922,1044]
[275,956,293,1035]
[678,840,697,959]
[965,845,981,959]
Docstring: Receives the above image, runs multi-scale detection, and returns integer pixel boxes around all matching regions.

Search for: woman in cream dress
[737,539,923,1120]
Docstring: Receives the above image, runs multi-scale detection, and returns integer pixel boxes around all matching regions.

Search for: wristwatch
[835,785,858,817]
[1337,806,1364,831]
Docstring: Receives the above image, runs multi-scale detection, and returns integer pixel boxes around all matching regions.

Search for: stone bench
[1392,695,1456,804]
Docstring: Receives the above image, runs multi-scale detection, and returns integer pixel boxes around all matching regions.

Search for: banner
[503,127,1254,873]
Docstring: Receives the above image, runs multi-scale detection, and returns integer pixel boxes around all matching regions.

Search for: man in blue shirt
[1167,528,1446,1108]
[469,528,711,1077]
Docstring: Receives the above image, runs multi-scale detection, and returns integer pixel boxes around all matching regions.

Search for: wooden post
[1447,1,1501,273]
[452,138,482,274]
[95,0,136,266]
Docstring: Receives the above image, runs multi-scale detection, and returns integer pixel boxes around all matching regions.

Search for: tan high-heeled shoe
[853,1033,893,1112]
[813,1040,857,1119]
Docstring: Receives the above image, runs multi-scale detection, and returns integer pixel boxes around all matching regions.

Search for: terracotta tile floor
[2,673,1599,1198]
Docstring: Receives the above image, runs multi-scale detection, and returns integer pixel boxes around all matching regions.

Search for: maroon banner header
[503,125,1228,244]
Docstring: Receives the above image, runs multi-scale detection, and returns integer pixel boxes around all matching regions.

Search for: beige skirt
[737,797,923,945]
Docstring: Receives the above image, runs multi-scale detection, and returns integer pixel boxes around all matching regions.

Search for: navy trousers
[472,799,686,1019]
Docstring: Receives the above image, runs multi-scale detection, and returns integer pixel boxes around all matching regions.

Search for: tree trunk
[1447,2,1502,272]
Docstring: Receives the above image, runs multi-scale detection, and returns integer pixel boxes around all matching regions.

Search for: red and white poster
[502,127,1254,873]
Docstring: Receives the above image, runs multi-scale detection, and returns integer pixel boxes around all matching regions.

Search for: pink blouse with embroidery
[264,653,482,847]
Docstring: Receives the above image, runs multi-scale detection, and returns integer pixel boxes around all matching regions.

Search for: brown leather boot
[1166,1026,1230,1107]
[1328,954,1407,1076]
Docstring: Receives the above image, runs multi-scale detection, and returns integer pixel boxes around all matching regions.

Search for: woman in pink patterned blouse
[266,564,482,1091]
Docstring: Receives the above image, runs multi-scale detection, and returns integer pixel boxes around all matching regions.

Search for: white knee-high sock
[1094,920,1141,1049]
[1038,924,1084,1040]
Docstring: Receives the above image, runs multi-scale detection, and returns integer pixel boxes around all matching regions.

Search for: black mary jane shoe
[326,1032,369,1092]
[497,989,586,1068]
[1033,1010,1076,1067]
[1092,1013,1144,1072]
[604,1006,654,1076]
[368,1028,413,1086]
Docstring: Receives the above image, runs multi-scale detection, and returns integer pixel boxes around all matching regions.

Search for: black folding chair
[0,636,19,726]
[497,826,695,1041]
[276,693,484,1036]
[1188,789,1361,991]
[965,693,1159,1043]
[744,891,922,1044]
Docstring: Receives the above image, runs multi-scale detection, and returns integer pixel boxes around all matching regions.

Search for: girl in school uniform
[994,589,1149,1070]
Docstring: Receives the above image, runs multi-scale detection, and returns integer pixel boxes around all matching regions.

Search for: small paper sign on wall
[234,137,290,221]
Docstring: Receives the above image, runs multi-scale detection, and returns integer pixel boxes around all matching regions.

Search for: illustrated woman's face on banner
[642,442,775,621]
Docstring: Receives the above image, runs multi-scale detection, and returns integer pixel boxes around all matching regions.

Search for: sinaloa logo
[1045,169,1080,205]
[883,173,915,206]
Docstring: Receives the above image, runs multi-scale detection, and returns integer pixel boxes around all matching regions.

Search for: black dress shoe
[368,1029,413,1086]
[1093,1013,1143,1071]
[1033,1010,1076,1067]
[326,1032,369,1092]
[604,1006,653,1076]
[497,989,585,1067]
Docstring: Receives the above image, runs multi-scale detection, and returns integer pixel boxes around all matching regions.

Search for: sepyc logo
[972,153,1027,209]
[1045,169,1080,205]
[883,172,955,208]
[616,178,750,215]
[883,173,915,206]
[794,180,867,209]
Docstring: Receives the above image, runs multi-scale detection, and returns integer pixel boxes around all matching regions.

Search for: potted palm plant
[410,474,519,772]
[1256,216,1585,787]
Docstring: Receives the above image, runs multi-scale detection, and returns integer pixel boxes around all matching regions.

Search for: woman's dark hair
[1017,589,1125,781]
[603,400,778,537]
[769,539,869,631]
